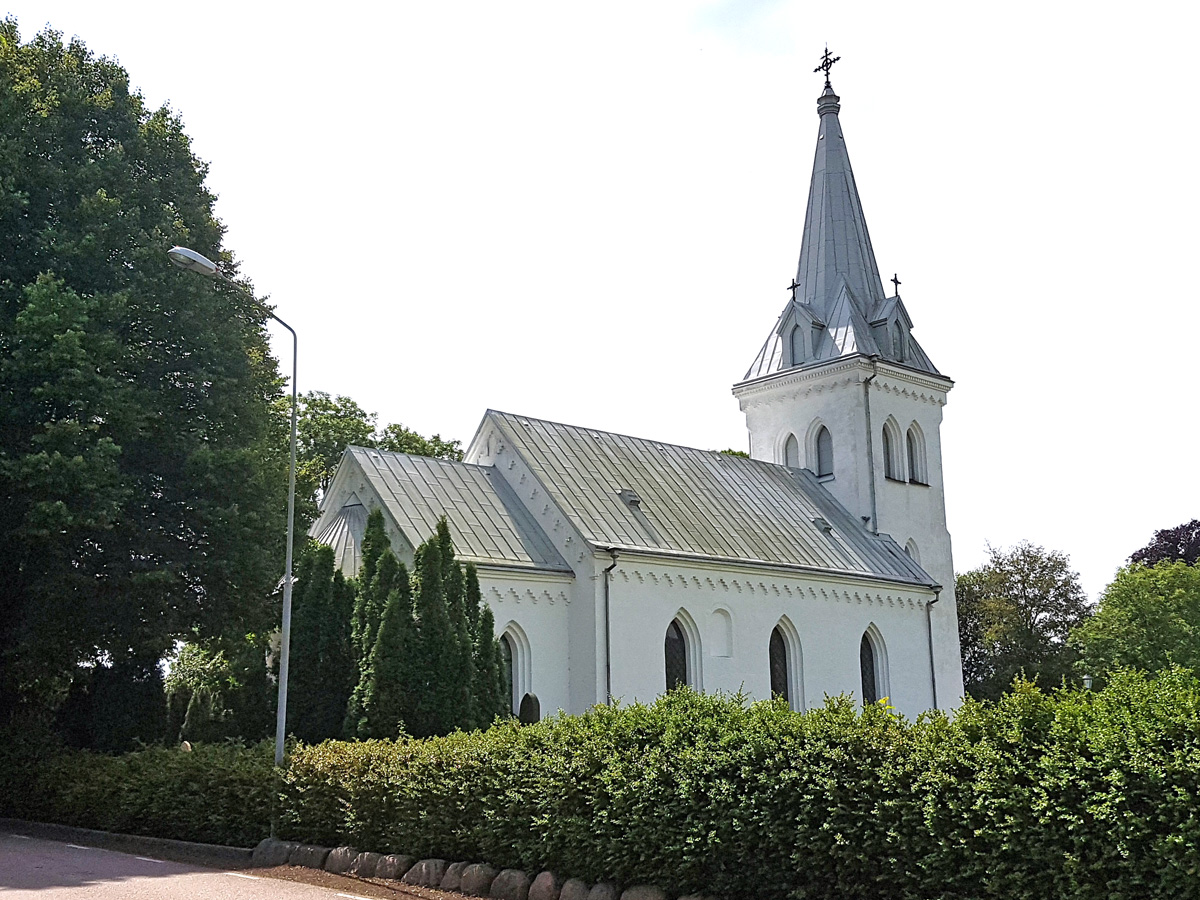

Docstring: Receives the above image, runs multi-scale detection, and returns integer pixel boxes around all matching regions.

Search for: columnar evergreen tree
[345,509,404,737]
[360,574,416,738]
[469,564,508,726]
[438,520,476,727]
[286,545,356,743]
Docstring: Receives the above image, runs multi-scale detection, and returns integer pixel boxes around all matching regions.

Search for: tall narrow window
[665,620,688,690]
[769,627,789,704]
[816,426,833,478]
[882,427,896,479]
[892,322,905,361]
[790,325,804,366]
[860,635,878,705]
[784,434,800,468]
[907,426,927,485]
[499,634,516,714]
[811,324,824,357]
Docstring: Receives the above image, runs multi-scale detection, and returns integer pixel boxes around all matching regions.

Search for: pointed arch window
[790,325,805,366]
[816,426,833,478]
[784,434,800,468]
[907,425,928,485]
[882,418,905,481]
[769,627,789,704]
[860,634,878,705]
[499,634,515,713]
[665,620,688,690]
[891,322,906,361]
[882,427,896,480]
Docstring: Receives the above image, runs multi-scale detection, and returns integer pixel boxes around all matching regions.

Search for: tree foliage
[1130,518,1200,567]
[164,637,273,744]
[286,544,357,744]
[956,542,1092,699]
[0,20,288,717]
[1072,561,1200,684]
[295,391,463,516]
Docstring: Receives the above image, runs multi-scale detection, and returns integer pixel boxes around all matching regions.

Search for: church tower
[732,58,964,702]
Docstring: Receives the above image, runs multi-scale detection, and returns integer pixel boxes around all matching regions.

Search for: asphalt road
[0,830,414,899]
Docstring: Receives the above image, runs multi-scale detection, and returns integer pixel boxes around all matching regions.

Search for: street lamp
[168,246,298,768]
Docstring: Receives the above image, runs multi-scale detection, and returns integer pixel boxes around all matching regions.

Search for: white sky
[6,1,1197,600]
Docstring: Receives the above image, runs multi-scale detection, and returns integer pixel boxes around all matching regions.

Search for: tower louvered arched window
[816,426,833,478]
[665,620,688,691]
[790,325,804,366]
[907,426,927,484]
[860,634,878,705]
[769,627,789,704]
[882,427,896,479]
[892,322,905,361]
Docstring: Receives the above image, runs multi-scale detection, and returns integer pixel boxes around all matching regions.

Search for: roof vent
[618,489,642,508]
[811,516,833,534]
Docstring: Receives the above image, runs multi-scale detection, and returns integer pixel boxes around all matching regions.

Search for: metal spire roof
[741,78,942,382]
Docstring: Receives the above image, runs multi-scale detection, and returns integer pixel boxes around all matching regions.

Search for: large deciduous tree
[956,542,1093,700]
[1130,519,1200,567]
[1071,561,1200,684]
[0,21,288,717]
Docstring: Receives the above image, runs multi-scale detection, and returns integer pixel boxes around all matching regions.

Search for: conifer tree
[286,544,356,743]
[469,564,509,726]
[361,572,415,738]
[345,509,402,737]
[438,520,476,727]
[408,539,455,737]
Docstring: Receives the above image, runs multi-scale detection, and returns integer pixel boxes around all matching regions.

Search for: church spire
[794,61,886,320]
[739,54,942,382]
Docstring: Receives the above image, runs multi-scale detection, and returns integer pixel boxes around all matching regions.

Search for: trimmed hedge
[0,738,275,847]
[4,670,1199,898]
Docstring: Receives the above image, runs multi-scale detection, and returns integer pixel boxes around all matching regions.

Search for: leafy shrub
[6,671,1199,898]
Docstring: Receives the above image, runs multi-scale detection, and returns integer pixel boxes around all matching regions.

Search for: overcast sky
[6,1,1196,599]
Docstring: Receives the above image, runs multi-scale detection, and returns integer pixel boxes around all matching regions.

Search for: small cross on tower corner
[891,273,902,296]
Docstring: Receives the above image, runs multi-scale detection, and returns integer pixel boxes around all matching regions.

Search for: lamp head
[167,246,221,278]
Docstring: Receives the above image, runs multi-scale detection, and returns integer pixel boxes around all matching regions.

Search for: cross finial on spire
[814,45,840,88]
[788,279,801,301]
[891,273,901,295]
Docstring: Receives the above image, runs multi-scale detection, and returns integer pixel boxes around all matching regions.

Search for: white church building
[311,72,965,721]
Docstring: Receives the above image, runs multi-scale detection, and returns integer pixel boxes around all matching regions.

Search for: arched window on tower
[907,425,928,485]
[860,634,878,705]
[882,427,896,480]
[784,434,800,468]
[665,620,689,690]
[790,325,805,367]
[891,322,906,361]
[816,426,833,478]
[769,627,789,704]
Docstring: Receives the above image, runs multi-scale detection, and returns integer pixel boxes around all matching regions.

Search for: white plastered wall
[604,555,938,718]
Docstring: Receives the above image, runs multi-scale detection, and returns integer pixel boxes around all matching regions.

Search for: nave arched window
[860,634,879,706]
[769,627,790,705]
[665,620,689,691]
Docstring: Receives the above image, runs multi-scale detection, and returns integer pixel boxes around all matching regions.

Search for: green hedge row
[4,670,1199,899]
[0,738,275,847]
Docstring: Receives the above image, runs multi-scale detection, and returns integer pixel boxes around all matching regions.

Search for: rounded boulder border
[559,878,590,900]
[403,858,448,886]
[251,838,298,868]
[324,846,359,875]
[490,868,532,900]
[441,861,470,891]
[288,844,331,869]
[374,854,414,880]
[587,883,619,900]
[349,851,382,878]
[529,870,565,900]
[461,863,500,896]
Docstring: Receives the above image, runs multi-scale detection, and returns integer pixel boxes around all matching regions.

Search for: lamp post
[167,246,298,768]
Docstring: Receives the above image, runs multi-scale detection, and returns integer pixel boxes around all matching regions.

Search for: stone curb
[0,817,254,869]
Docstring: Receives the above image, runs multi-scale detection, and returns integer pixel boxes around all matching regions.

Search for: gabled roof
[483,410,935,588]
[315,446,572,575]
[741,83,941,382]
